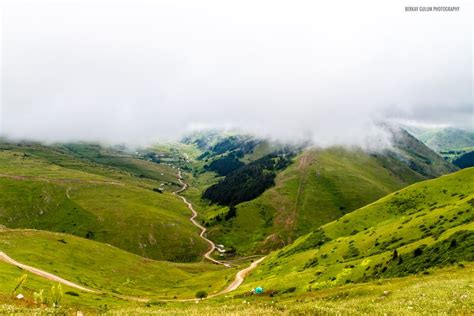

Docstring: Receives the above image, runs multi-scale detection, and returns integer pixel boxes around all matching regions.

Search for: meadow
[0,144,208,261]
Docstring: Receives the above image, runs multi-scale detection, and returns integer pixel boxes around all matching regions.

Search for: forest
[202,151,293,206]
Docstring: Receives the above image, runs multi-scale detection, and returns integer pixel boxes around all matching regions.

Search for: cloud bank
[0,0,472,146]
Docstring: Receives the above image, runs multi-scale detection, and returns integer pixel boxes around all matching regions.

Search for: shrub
[343,244,360,260]
[413,247,423,257]
[50,284,63,308]
[195,290,208,300]
[281,287,297,294]
[33,289,45,305]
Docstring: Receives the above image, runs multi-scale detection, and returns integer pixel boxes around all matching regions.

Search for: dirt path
[217,257,266,294]
[0,170,265,301]
[0,173,124,186]
[173,170,229,266]
[160,256,266,302]
[0,252,97,293]
[171,169,267,298]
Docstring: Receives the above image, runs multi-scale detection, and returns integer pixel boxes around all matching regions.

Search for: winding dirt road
[173,169,266,296]
[0,251,97,293]
[0,169,265,300]
[173,170,227,266]
[219,256,266,293]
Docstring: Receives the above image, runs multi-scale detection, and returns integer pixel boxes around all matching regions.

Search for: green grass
[0,261,128,313]
[117,263,474,315]
[0,146,208,261]
[0,136,468,314]
[240,168,473,294]
[0,142,181,190]
[172,129,457,257]
[0,228,235,302]
[2,263,471,314]
[204,147,433,255]
[241,140,274,163]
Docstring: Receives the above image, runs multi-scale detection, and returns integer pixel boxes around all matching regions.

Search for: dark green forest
[202,151,293,206]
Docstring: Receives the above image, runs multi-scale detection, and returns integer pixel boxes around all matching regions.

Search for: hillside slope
[0,142,207,262]
[403,126,474,168]
[406,127,474,152]
[241,168,473,294]
[0,228,234,305]
[200,128,457,255]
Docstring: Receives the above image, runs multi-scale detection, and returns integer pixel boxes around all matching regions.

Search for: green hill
[403,126,474,168]
[406,127,474,152]
[0,142,208,262]
[240,168,473,294]
[188,128,457,255]
[0,140,470,315]
[0,228,234,309]
[387,126,458,176]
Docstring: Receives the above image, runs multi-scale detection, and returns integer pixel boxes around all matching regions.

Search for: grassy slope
[0,150,470,314]
[241,168,473,294]
[0,261,129,313]
[0,142,182,190]
[0,228,235,311]
[389,127,459,176]
[2,263,471,314]
[0,145,208,262]
[416,127,474,152]
[181,128,457,256]
[204,147,433,255]
[108,264,474,314]
[403,126,474,165]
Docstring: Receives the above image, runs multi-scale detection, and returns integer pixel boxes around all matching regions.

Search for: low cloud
[1,0,472,147]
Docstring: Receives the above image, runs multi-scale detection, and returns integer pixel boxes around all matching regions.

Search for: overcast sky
[0,0,472,146]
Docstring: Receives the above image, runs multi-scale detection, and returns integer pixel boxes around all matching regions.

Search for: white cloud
[1,0,472,146]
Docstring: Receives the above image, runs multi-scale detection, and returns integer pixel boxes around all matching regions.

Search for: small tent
[254,286,264,294]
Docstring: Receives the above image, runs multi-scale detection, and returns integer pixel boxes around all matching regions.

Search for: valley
[2,2,471,313]
[0,130,472,315]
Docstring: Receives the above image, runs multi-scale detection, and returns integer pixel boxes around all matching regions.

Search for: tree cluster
[202,152,292,206]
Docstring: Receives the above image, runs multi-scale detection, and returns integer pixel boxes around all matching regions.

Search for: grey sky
[0,0,472,146]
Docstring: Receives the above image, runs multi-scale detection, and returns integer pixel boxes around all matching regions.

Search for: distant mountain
[402,126,474,169]
[403,126,474,152]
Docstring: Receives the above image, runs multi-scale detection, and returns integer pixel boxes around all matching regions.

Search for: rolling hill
[183,127,458,255]
[0,228,233,298]
[0,141,208,262]
[404,126,474,152]
[1,169,471,314]
[403,126,474,168]
[241,168,473,294]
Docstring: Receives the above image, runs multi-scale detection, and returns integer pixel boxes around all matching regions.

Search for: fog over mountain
[0,0,471,146]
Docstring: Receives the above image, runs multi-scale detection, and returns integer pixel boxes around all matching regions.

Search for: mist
[0,0,472,147]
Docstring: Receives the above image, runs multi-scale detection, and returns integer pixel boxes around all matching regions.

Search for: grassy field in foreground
[0,229,236,304]
[1,263,472,315]
[0,146,208,262]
